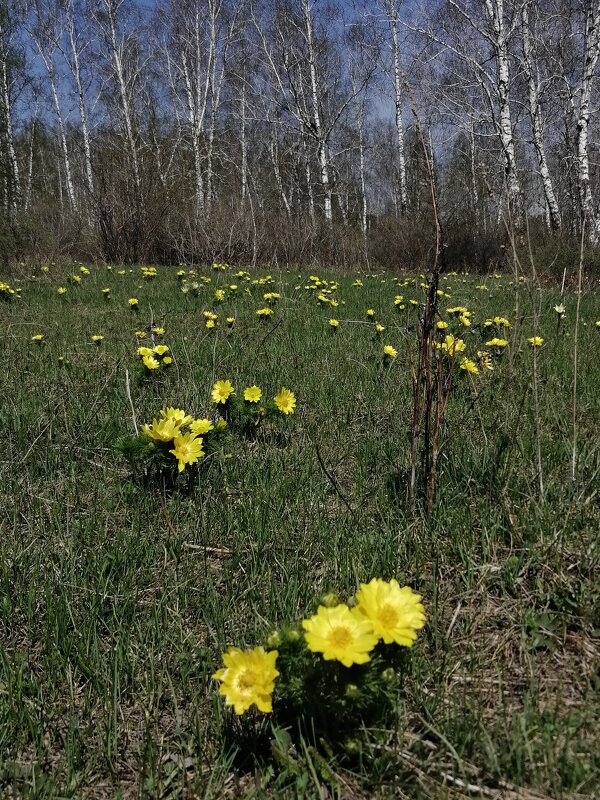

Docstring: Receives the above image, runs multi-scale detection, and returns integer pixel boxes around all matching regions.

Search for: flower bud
[345,683,360,700]
[266,631,281,649]
[320,592,339,608]
[381,667,396,684]
[284,628,301,643]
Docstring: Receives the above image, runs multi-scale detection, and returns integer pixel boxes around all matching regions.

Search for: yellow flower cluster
[137,344,172,370]
[211,380,296,415]
[304,579,426,664]
[0,280,21,300]
[141,407,221,472]
[213,578,426,716]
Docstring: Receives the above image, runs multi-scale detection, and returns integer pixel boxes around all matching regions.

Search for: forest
[1,0,600,268]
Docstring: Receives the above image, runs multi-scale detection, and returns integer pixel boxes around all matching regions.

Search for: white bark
[96,0,141,196]
[0,17,21,211]
[483,0,522,225]
[521,3,561,231]
[302,135,316,226]
[387,0,408,215]
[24,115,36,211]
[469,120,479,225]
[575,0,600,241]
[269,134,291,218]
[62,0,94,198]
[301,0,332,223]
[35,43,77,210]
[240,78,248,203]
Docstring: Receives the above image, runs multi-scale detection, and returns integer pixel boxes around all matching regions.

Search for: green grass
[1,263,599,798]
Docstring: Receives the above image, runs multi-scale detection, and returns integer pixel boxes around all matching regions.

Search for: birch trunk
[240,79,248,203]
[469,120,479,225]
[24,115,36,211]
[302,135,316,226]
[64,0,94,198]
[45,56,77,210]
[484,0,523,225]
[302,0,332,223]
[521,4,561,231]
[575,0,600,241]
[98,0,141,196]
[269,135,291,218]
[388,0,408,216]
[0,22,21,212]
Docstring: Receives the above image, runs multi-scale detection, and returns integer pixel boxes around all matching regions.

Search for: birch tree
[574,0,600,241]
[0,1,22,213]
[381,0,408,216]
[29,0,77,210]
[520,1,561,231]
[93,0,143,198]
[60,0,94,198]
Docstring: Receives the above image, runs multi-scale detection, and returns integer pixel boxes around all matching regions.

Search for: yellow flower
[329,319,339,328]
[244,385,262,403]
[212,646,279,715]
[129,298,139,307]
[366,308,375,317]
[383,345,397,359]
[256,307,273,317]
[153,345,169,356]
[142,417,179,443]
[441,335,466,355]
[227,317,235,326]
[162,356,172,365]
[212,380,235,404]
[31,334,44,342]
[57,287,67,295]
[493,316,511,327]
[91,335,104,343]
[302,604,378,667]
[436,320,448,330]
[274,387,296,415]
[138,347,154,357]
[528,336,543,347]
[460,357,479,374]
[477,351,494,371]
[375,323,385,333]
[354,579,426,646]
[485,338,508,348]
[143,354,160,370]
[190,418,214,435]
[135,330,146,339]
[169,432,204,472]
[152,327,165,336]
[160,407,193,428]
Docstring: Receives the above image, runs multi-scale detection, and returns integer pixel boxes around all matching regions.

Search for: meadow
[1,261,599,799]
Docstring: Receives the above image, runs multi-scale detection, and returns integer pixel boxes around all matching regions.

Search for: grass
[1,263,599,798]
